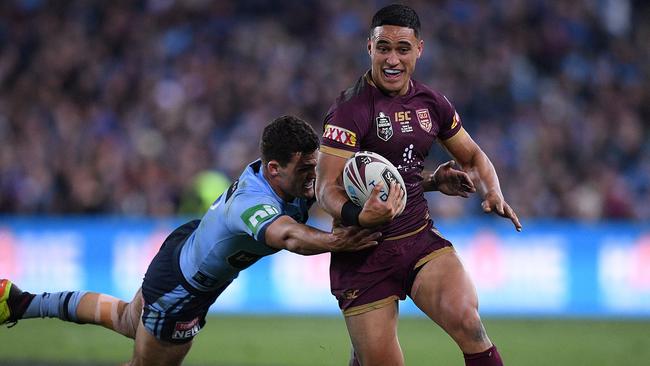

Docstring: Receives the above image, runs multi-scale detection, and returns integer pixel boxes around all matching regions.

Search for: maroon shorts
[330,221,453,316]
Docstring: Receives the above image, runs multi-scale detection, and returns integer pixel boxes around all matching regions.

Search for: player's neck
[262,166,294,202]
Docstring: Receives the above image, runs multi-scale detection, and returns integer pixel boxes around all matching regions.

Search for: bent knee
[444,307,487,341]
[353,339,404,366]
[114,299,143,339]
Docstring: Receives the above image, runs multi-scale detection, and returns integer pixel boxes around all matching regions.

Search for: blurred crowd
[0,0,648,221]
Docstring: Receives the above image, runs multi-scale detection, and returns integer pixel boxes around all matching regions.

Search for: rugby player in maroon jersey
[316,4,521,366]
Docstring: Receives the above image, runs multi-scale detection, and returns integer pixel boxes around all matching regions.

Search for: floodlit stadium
[1,1,649,365]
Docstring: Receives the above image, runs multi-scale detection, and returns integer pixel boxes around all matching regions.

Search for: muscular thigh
[141,220,225,344]
[410,250,478,330]
[345,302,403,366]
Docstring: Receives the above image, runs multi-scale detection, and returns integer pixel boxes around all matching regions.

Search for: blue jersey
[178,159,314,292]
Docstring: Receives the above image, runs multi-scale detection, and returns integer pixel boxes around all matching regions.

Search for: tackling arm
[264,215,380,255]
[442,128,522,231]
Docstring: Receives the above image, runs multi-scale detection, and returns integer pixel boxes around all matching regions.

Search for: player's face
[368,25,422,97]
[278,151,317,200]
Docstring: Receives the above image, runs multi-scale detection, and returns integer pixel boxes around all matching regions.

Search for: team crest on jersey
[416,109,432,133]
[376,112,393,141]
[323,124,357,147]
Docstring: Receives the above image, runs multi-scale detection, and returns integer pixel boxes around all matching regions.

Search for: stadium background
[0,0,649,365]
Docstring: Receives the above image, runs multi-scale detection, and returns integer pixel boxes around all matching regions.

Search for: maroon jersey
[321,72,462,238]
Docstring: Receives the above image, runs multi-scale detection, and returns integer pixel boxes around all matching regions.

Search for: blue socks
[23,291,87,323]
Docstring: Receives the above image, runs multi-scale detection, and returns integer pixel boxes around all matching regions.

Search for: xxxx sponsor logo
[323,124,357,147]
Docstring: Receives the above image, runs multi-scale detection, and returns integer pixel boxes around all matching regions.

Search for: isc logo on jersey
[343,151,407,214]
[241,204,280,235]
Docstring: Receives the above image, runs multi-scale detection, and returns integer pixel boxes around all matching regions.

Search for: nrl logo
[376,112,393,141]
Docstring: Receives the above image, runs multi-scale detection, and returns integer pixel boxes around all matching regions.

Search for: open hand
[433,160,476,197]
[481,191,522,231]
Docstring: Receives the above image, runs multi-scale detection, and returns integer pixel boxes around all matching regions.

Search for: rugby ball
[342,151,407,213]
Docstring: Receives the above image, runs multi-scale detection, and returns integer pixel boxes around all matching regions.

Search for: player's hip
[140,219,229,343]
[377,199,430,238]
[329,221,453,315]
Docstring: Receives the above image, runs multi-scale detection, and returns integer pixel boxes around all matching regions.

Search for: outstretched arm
[441,128,522,231]
[264,215,381,255]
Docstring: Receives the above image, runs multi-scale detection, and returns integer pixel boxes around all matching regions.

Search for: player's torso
[360,85,439,176]
[349,80,442,237]
[179,161,310,291]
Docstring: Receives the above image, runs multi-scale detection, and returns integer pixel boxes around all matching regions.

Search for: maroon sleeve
[435,94,462,141]
[320,97,370,157]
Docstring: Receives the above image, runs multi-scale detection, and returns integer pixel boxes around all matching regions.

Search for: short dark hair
[370,4,421,38]
[260,115,319,166]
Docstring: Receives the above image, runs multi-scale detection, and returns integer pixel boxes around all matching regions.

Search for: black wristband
[341,200,363,227]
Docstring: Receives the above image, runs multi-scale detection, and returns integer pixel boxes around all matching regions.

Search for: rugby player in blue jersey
[316,4,521,366]
[0,115,392,365]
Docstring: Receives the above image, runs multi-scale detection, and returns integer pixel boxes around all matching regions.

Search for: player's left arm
[441,128,522,231]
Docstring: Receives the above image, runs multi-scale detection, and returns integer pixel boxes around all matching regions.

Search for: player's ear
[417,39,423,58]
[367,36,373,55]
[267,160,281,177]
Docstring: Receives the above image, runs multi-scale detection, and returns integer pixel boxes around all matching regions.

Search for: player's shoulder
[230,162,281,207]
[328,74,371,113]
[411,79,456,120]
[226,186,282,233]
[411,79,451,105]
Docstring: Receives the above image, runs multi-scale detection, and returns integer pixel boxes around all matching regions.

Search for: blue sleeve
[226,193,284,242]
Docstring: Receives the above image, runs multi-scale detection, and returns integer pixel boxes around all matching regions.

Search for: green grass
[1,316,649,365]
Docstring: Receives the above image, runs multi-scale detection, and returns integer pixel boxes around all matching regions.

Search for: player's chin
[297,182,315,199]
[378,79,406,94]
[301,187,315,199]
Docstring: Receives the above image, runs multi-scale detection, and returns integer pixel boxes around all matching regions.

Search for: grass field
[1,316,649,365]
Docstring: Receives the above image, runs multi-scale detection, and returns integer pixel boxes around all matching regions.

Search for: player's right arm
[264,215,380,255]
[316,152,403,228]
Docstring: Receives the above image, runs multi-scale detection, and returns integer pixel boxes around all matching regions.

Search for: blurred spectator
[178,170,230,215]
[0,0,647,221]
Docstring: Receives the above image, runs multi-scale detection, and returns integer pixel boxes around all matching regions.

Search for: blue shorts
[141,220,230,344]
